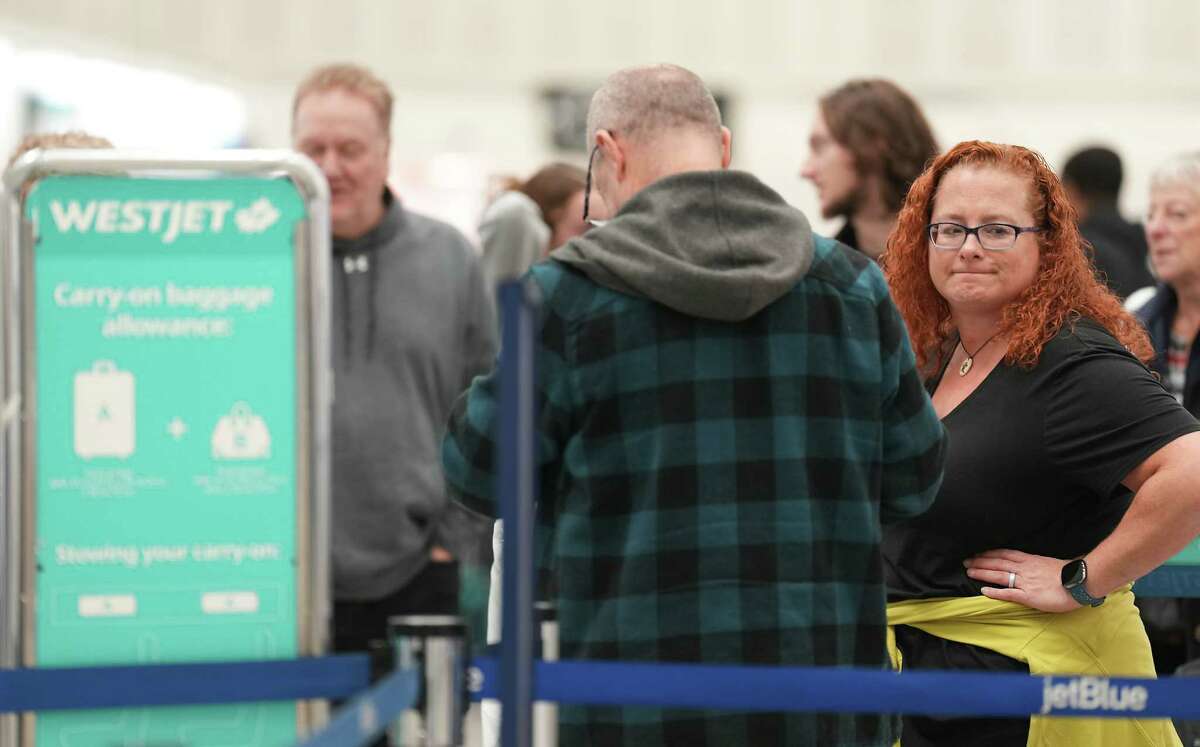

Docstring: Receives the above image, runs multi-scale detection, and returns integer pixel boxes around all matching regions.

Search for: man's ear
[720,127,733,169]
[596,129,626,181]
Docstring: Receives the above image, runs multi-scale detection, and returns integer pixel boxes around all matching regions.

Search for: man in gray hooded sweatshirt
[443,64,946,746]
[292,63,496,660]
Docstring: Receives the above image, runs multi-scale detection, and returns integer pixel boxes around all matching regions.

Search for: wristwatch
[1061,558,1105,607]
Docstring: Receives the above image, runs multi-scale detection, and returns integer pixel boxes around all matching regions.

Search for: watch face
[1061,559,1085,587]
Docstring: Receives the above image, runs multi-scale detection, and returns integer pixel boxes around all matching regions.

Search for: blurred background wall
[0,0,1197,241]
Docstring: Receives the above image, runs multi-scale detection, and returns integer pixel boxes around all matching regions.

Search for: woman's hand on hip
[964,549,1080,613]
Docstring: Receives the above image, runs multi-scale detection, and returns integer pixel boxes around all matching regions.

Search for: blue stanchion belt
[5,651,1200,741]
[0,655,369,713]
[470,656,1200,720]
[1136,565,1200,597]
[296,668,420,747]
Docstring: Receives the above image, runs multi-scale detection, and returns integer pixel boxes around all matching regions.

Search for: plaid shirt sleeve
[869,265,947,523]
[442,269,574,518]
[430,236,502,561]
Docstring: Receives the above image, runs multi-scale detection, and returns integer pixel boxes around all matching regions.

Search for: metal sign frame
[0,149,331,747]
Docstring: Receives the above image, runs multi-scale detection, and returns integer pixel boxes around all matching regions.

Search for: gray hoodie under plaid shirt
[443,170,946,746]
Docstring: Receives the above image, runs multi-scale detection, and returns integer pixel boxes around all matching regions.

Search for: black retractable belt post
[387,615,468,747]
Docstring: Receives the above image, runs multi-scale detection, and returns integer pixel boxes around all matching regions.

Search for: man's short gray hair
[586,64,722,146]
[1151,151,1200,196]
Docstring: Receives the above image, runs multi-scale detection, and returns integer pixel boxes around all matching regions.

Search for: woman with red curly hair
[881,140,1200,746]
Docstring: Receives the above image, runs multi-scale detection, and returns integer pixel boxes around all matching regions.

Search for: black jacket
[1082,208,1154,300]
[1137,285,1200,414]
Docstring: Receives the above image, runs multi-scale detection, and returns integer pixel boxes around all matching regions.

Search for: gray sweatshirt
[331,192,496,601]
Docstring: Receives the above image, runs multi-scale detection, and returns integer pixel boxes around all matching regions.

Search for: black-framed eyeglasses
[927,222,1044,251]
[582,135,610,228]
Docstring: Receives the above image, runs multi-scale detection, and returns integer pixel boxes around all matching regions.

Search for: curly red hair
[881,140,1152,373]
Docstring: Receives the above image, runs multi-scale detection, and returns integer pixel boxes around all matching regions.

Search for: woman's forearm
[1086,434,1200,597]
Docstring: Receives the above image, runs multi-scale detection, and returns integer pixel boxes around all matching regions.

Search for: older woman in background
[1139,153,1200,420]
[1136,152,1200,672]
[882,140,1200,746]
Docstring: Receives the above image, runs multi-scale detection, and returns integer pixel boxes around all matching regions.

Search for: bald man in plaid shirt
[443,64,946,746]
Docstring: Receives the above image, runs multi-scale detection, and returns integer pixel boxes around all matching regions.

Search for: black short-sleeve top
[885,319,1200,600]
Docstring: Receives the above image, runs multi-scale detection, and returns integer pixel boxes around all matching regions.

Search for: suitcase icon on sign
[74,360,136,459]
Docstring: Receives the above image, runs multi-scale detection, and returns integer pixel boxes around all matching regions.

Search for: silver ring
[1007,571,1017,589]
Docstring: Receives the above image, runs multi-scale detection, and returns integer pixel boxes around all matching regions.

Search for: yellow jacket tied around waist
[887,587,1181,746]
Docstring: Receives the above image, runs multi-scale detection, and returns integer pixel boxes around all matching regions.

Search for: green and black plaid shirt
[445,228,945,745]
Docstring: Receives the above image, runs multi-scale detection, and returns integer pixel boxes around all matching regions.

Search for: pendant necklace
[957,332,1001,376]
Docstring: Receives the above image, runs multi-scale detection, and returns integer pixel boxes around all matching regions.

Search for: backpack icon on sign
[211,402,271,460]
[74,360,136,460]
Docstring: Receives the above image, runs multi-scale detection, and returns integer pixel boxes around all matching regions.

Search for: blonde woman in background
[6,131,114,198]
[7,130,114,167]
[479,162,588,288]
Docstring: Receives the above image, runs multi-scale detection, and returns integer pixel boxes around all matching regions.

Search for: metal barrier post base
[533,603,558,747]
[388,615,468,747]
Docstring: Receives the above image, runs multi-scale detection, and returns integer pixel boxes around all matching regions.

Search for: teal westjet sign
[29,175,306,746]
[1166,540,1200,565]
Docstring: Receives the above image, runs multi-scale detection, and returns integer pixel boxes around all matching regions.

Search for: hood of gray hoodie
[552,169,814,321]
